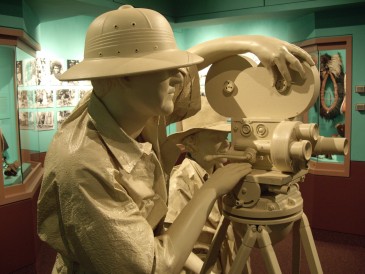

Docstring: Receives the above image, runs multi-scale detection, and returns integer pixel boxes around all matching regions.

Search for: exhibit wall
[1,1,365,236]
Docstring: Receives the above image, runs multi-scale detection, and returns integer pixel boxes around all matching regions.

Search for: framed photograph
[19,111,35,130]
[35,89,54,108]
[23,58,38,86]
[79,89,92,101]
[36,58,50,86]
[18,89,34,108]
[56,89,76,107]
[36,111,54,131]
[57,110,72,128]
[16,61,23,86]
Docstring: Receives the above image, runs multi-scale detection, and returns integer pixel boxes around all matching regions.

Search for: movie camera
[200,54,348,273]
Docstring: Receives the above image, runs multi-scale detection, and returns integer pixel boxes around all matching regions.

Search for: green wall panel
[179,13,315,50]
[38,15,94,59]
[22,0,40,41]
[174,0,263,20]
[0,0,22,17]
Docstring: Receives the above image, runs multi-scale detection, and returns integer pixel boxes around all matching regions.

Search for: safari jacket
[37,92,175,273]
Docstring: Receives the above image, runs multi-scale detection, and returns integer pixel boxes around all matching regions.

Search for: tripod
[200,170,323,274]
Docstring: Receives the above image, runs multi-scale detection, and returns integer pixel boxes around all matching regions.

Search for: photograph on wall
[35,89,54,108]
[36,111,54,130]
[48,59,64,86]
[19,111,35,130]
[36,58,50,86]
[66,59,80,85]
[16,61,23,86]
[67,59,79,69]
[23,58,38,86]
[56,89,76,107]
[18,89,34,108]
[79,89,92,101]
[57,110,72,128]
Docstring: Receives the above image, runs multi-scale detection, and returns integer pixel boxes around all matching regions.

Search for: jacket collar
[87,93,153,173]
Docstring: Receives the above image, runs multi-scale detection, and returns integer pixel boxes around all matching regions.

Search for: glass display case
[0,28,43,205]
[299,36,352,177]
[0,27,94,205]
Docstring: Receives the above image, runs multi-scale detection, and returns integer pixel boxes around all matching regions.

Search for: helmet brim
[58,50,203,81]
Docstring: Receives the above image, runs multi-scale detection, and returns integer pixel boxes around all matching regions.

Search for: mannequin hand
[203,163,252,197]
[188,35,314,90]
[246,35,314,89]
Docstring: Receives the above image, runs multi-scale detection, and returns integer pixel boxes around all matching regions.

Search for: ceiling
[25,0,365,26]
[25,0,174,22]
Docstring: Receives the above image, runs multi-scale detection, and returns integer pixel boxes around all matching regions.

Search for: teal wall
[0,0,40,41]
[1,2,365,161]
[22,0,40,41]
[176,13,315,49]
[38,15,94,59]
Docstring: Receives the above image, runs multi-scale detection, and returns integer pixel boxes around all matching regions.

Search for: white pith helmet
[59,5,203,81]
[168,96,231,144]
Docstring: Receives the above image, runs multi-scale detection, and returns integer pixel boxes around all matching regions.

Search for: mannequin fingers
[273,57,292,89]
[286,54,306,79]
[286,43,315,66]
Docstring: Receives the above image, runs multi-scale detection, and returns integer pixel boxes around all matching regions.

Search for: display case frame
[298,36,352,177]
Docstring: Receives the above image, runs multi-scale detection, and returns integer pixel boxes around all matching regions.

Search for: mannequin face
[125,68,183,116]
[53,65,61,75]
[193,130,230,165]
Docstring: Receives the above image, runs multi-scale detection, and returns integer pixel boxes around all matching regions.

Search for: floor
[12,227,365,274]
[248,228,365,274]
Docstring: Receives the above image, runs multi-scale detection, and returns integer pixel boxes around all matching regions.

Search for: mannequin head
[51,61,62,76]
[167,96,231,172]
[93,68,183,115]
[57,5,202,138]
[182,129,230,173]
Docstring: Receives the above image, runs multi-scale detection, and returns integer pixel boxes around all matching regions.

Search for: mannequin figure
[37,5,315,274]
[166,97,235,273]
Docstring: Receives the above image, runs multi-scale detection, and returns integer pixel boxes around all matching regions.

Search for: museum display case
[1,52,93,205]
[299,36,352,177]
[0,28,43,205]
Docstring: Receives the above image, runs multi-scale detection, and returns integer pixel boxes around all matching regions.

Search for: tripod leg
[229,225,257,274]
[299,213,323,274]
[292,219,301,274]
[257,226,282,274]
[200,216,230,274]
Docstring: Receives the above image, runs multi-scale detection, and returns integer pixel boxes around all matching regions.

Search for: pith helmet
[59,5,203,81]
[168,96,231,144]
